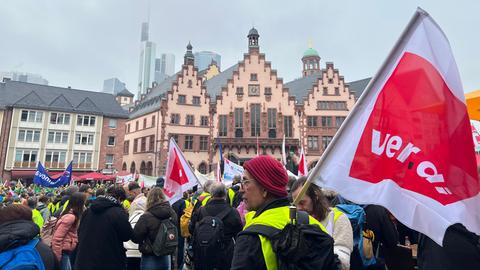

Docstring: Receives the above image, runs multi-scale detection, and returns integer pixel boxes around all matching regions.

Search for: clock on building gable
[248,84,260,96]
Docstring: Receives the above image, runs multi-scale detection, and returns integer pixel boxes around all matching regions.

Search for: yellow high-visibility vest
[244,206,327,270]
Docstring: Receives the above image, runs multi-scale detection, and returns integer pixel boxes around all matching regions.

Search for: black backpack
[193,207,231,269]
[151,217,178,256]
[240,210,338,270]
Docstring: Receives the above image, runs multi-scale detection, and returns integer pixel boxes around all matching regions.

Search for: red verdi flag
[298,148,308,177]
[309,8,480,245]
[164,138,199,203]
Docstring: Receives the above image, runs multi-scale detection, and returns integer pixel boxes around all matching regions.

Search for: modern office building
[103,78,126,95]
[0,72,49,85]
[194,51,221,71]
[154,53,175,84]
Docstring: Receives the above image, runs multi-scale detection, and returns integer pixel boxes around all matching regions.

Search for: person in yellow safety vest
[231,155,328,270]
[291,176,354,270]
[227,188,236,207]
[122,199,131,210]
[28,198,44,230]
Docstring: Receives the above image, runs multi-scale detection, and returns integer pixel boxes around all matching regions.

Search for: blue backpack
[0,238,46,270]
[335,204,376,269]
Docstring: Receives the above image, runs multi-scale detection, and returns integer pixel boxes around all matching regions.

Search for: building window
[170,113,180,124]
[188,80,193,88]
[170,134,179,143]
[321,116,333,127]
[152,115,156,127]
[73,152,93,169]
[219,115,227,137]
[186,115,194,126]
[50,113,70,125]
[18,129,41,142]
[178,95,186,104]
[127,124,131,133]
[45,151,66,168]
[317,101,347,110]
[105,154,114,165]
[236,87,244,95]
[75,133,94,145]
[77,115,96,127]
[140,161,146,174]
[149,135,155,151]
[133,139,138,153]
[108,119,117,128]
[20,110,43,123]
[267,108,277,138]
[264,87,272,95]
[14,149,37,168]
[200,116,209,127]
[136,121,139,130]
[141,137,146,152]
[184,135,193,150]
[123,140,129,154]
[234,108,244,138]
[47,131,68,144]
[336,116,346,127]
[323,87,328,95]
[199,136,208,151]
[322,136,333,150]
[143,118,147,129]
[250,73,258,81]
[192,96,201,105]
[107,136,116,146]
[307,116,318,127]
[146,161,153,176]
[334,87,340,95]
[130,161,136,174]
[328,78,334,84]
[251,104,261,136]
[307,136,319,150]
[284,116,293,138]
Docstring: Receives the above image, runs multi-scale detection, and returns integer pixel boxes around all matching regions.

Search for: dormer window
[250,73,258,81]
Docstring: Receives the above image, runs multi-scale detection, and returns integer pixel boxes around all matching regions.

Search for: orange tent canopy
[465,90,480,120]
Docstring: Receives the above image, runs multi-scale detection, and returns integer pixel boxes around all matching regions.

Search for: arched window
[147,161,153,176]
[140,161,146,174]
[198,162,207,174]
[130,161,136,174]
[122,162,127,171]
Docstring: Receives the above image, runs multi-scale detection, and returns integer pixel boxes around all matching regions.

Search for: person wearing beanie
[231,155,329,270]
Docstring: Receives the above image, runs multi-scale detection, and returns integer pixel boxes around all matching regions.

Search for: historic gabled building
[0,79,128,182]
[124,28,369,176]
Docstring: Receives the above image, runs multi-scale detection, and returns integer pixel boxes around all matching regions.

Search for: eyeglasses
[240,177,255,188]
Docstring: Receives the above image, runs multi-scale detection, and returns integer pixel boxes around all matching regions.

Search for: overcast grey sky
[1,0,478,94]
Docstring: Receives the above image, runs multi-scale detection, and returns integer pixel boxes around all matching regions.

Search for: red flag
[307,8,480,245]
[164,138,199,203]
[298,148,308,177]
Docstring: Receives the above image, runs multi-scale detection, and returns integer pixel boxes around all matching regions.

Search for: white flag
[223,158,244,186]
[306,8,480,245]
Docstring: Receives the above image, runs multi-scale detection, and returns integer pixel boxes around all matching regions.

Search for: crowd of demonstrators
[1,155,480,270]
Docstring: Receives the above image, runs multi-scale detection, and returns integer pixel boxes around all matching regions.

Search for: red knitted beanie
[243,155,288,197]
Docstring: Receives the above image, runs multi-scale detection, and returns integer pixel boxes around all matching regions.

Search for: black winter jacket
[74,196,133,270]
[132,201,177,256]
[0,220,59,270]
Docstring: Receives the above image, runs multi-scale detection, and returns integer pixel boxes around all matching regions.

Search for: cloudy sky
[1,0,478,94]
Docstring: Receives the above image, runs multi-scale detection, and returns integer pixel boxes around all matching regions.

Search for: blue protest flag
[33,161,72,187]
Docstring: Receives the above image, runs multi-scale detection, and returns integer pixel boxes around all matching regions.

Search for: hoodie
[0,220,58,270]
[74,196,133,270]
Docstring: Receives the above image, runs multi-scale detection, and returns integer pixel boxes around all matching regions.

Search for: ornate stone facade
[124,28,369,176]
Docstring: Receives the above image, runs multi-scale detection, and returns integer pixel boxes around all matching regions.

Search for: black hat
[156,177,165,188]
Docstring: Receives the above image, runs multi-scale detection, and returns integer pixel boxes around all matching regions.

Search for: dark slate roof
[284,73,322,104]
[284,74,371,104]
[116,88,134,97]
[204,63,238,101]
[347,78,371,100]
[0,80,128,118]
[128,74,179,118]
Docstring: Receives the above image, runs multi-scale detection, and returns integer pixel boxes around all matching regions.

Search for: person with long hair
[133,187,177,270]
[51,192,86,270]
[291,177,354,270]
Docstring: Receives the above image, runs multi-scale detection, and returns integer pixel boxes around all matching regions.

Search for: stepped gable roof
[347,77,371,100]
[204,63,239,102]
[284,73,322,104]
[0,80,128,118]
[129,73,179,118]
[284,75,371,104]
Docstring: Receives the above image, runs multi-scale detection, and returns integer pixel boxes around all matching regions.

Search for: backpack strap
[240,224,281,239]
[296,210,309,225]
[200,205,232,221]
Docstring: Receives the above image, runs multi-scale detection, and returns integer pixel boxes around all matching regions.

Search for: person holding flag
[294,7,480,270]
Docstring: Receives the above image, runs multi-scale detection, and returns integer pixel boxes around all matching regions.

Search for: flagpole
[293,8,428,205]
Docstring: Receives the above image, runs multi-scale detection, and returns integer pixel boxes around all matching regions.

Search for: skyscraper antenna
[147,0,151,24]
